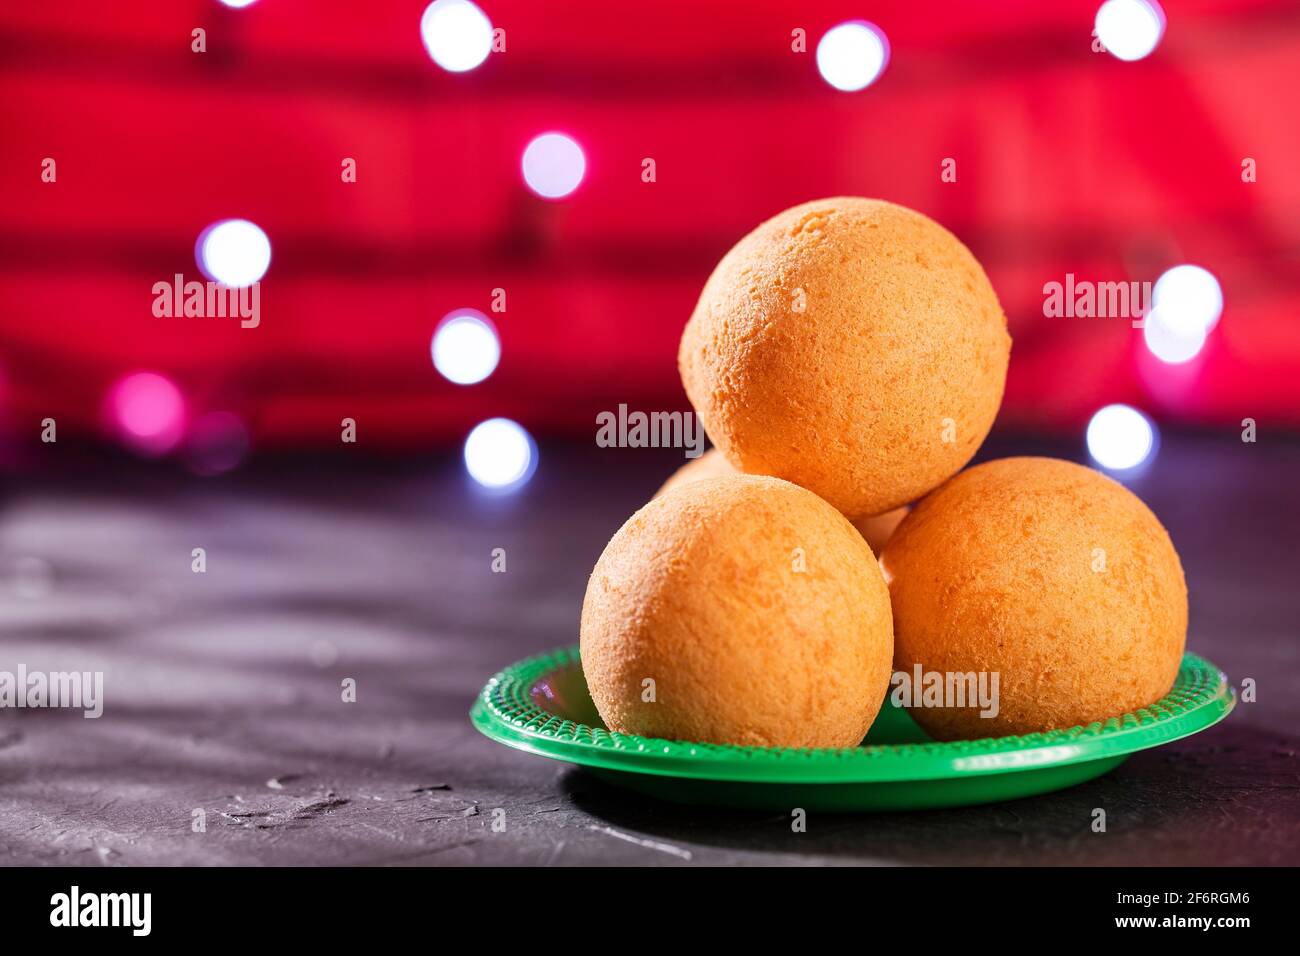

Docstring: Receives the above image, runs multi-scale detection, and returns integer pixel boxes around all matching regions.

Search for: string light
[464,418,537,490]
[1095,0,1165,62]
[420,0,494,73]
[106,371,187,456]
[521,133,586,200]
[197,219,271,288]
[433,310,500,385]
[816,22,889,92]
[1152,264,1223,333]
[1087,404,1157,471]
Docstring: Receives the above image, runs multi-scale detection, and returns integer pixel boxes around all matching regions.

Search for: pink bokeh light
[105,371,186,456]
[185,410,251,476]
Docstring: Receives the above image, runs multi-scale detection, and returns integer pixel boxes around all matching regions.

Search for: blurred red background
[1,0,1297,452]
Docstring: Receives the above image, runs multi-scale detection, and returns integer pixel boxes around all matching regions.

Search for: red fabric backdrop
[1,0,1297,449]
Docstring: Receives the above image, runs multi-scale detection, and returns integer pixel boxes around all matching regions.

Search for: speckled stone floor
[1,435,1297,865]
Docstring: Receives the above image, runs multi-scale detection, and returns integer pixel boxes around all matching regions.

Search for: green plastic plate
[470,646,1235,811]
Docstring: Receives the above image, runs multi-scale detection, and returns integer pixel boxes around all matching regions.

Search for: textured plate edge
[469,649,1236,784]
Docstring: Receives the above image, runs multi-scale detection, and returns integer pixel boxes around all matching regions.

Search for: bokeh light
[185,410,251,476]
[521,132,586,200]
[1095,0,1166,62]
[216,0,260,8]
[106,371,187,456]
[816,21,889,92]
[1143,307,1208,364]
[1152,264,1223,333]
[432,310,500,385]
[1087,403,1157,471]
[197,219,271,287]
[420,0,494,73]
[464,418,536,490]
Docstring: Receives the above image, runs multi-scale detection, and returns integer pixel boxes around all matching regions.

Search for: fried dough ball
[581,475,894,748]
[655,448,908,554]
[679,197,1010,518]
[881,457,1187,739]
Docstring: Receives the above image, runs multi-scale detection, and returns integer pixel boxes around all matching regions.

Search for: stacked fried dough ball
[655,449,908,556]
[582,476,894,748]
[881,457,1186,739]
[679,197,1010,518]
[581,197,1186,748]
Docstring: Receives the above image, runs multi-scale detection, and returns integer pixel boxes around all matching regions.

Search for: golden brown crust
[881,457,1187,739]
[679,197,1010,518]
[656,448,909,555]
[581,474,895,748]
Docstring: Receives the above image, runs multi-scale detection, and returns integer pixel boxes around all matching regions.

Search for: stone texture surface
[1,436,1297,866]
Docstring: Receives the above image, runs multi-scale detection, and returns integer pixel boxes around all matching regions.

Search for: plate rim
[470,646,1235,784]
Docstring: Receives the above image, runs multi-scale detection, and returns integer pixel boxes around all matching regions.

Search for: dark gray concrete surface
[1,435,1297,865]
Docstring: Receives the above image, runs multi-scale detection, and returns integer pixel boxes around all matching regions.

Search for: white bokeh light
[816,21,889,92]
[1087,404,1156,471]
[1152,264,1223,333]
[432,310,500,385]
[1143,306,1208,364]
[217,0,259,8]
[420,0,493,73]
[197,219,271,287]
[1095,0,1165,62]
[521,133,586,200]
[464,418,537,490]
